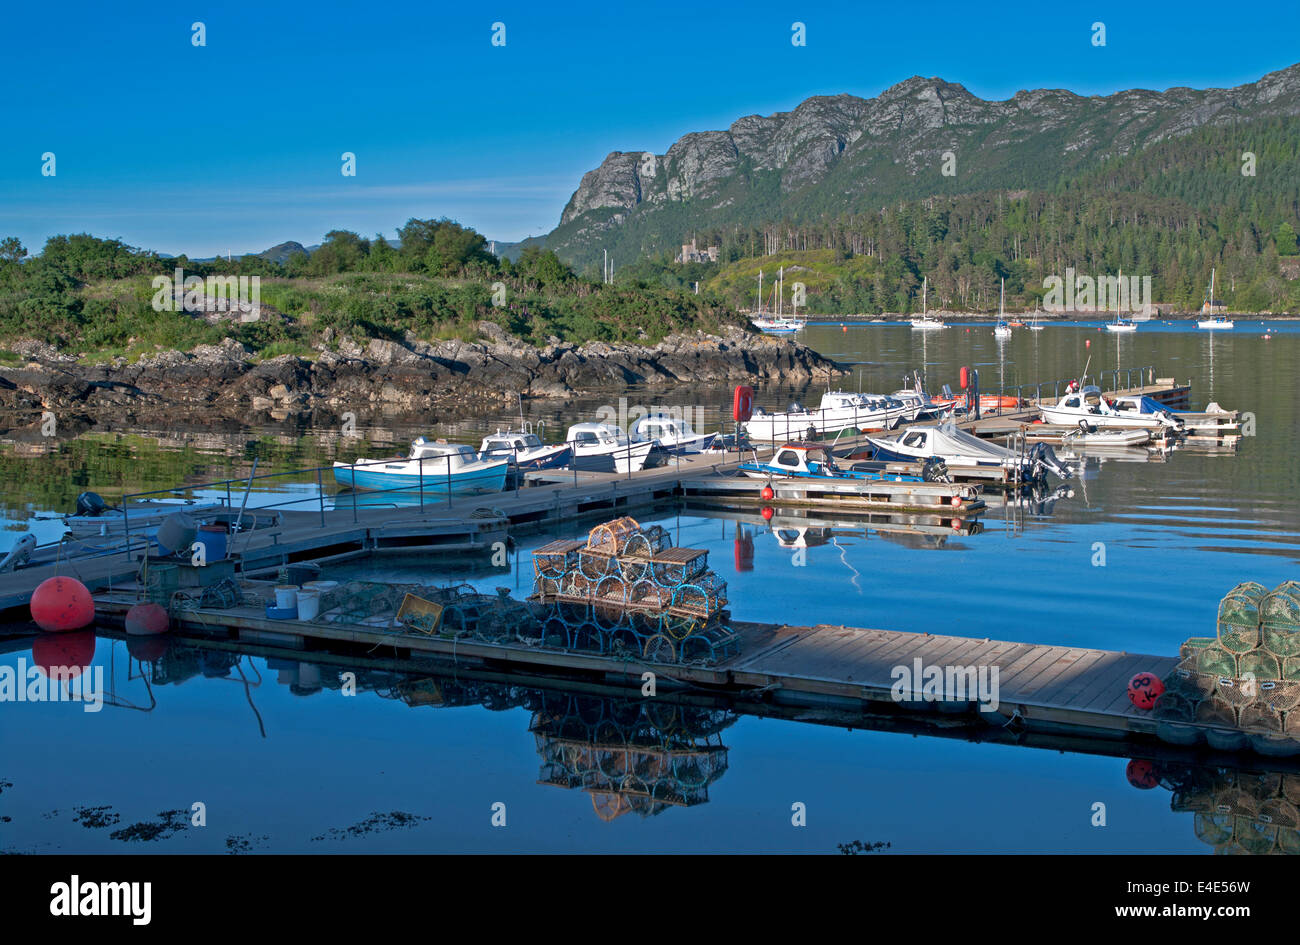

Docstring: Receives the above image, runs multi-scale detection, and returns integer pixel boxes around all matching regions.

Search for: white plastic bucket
[274,585,299,609]
[301,580,339,594]
[297,589,321,620]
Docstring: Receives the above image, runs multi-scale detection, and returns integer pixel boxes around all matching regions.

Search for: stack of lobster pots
[1156,581,1300,755]
[529,516,738,665]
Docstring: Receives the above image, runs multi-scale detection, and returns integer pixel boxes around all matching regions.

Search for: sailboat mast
[758,270,763,314]
[922,276,927,315]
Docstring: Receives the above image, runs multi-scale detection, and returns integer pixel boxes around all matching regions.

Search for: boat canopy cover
[906,423,1017,462]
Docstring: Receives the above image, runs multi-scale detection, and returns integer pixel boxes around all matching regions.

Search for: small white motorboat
[478,429,571,470]
[743,391,908,442]
[630,414,717,454]
[1039,387,1183,431]
[865,422,1072,481]
[333,438,508,494]
[565,422,656,473]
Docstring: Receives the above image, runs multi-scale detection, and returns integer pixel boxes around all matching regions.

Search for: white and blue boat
[739,443,931,483]
[333,438,508,495]
[479,429,572,470]
[630,414,717,454]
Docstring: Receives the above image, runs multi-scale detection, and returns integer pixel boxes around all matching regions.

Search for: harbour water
[1,322,1296,853]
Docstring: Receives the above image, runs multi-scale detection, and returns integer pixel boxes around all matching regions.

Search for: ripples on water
[1,322,1297,852]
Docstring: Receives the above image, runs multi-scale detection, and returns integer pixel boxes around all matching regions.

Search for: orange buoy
[1127,672,1164,710]
[125,602,170,636]
[760,506,774,521]
[30,576,95,632]
[32,630,95,677]
[842,325,847,332]
[761,485,775,501]
[1085,339,1091,347]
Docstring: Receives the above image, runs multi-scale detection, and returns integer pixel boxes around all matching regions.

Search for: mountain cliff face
[549,63,1300,269]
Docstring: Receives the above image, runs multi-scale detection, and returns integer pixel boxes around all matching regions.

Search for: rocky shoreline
[0,322,844,428]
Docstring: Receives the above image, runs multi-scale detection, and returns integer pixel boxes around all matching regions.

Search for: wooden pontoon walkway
[93,591,1179,743]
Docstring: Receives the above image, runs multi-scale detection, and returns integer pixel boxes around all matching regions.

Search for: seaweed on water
[72,805,120,829]
[225,834,269,855]
[109,809,189,843]
[310,810,430,842]
[837,840,891,855]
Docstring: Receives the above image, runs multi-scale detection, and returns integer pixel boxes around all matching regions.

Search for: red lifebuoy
[733,385,754,422]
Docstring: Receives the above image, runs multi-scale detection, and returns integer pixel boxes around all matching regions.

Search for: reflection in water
[1141,759,1300,855]
[57,632,1299,848]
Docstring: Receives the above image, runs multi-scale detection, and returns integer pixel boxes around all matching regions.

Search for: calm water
[2,321,1298,853]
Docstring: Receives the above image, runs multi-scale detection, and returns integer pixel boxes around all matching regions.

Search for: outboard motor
[0,532,37,572]
[921,456,951,483]
[1027,442,1072,481]
[76,491,110,517]
[1077,419,1097,435]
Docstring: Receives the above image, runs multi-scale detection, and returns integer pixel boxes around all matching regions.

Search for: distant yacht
[1197,269,1234,329]
[910,277,946,330]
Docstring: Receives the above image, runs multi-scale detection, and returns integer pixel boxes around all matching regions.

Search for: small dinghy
[1060,423,1151,448]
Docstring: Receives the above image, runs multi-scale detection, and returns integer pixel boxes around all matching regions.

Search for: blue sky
[3,0,1298,257]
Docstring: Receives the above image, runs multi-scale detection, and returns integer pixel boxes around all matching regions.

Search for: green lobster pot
[1194,812,1234,846]
[1238,650,1282,682]
[1279,828,1300,855]
[1179,636,1217,662]
[1233,817,1278,855]
[1261,581,1300,657]
[1197,644,1239,679]
[1218,582,1267,653]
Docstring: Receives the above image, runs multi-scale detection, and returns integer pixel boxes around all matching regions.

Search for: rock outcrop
[0,324,844,423]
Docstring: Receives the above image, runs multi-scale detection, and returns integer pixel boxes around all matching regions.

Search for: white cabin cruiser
[1039,387,1184,432]
[630,414,717,454]
[743,391,908,442]
[865,423,1072,482]
[478,429,572,470]
[564,422,656,473]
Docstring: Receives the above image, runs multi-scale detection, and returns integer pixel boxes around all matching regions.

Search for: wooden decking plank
[1012,648,1096,700]
[1030,650,1112,705]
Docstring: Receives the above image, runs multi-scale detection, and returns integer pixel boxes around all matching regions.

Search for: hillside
[546,63,1300,282]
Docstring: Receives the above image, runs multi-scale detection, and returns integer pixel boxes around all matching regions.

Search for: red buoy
[125,602,170,636]
[1125,759,1160,790]
[30,576,95,632]
[950,495,962,508]
[760,506,774,521]
[761,485,775,501]
[959,366,969,390]
[127,635,171,663]
[32,630,95,678]
[1085,339,1091,347]
[1127,672,1165,710]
